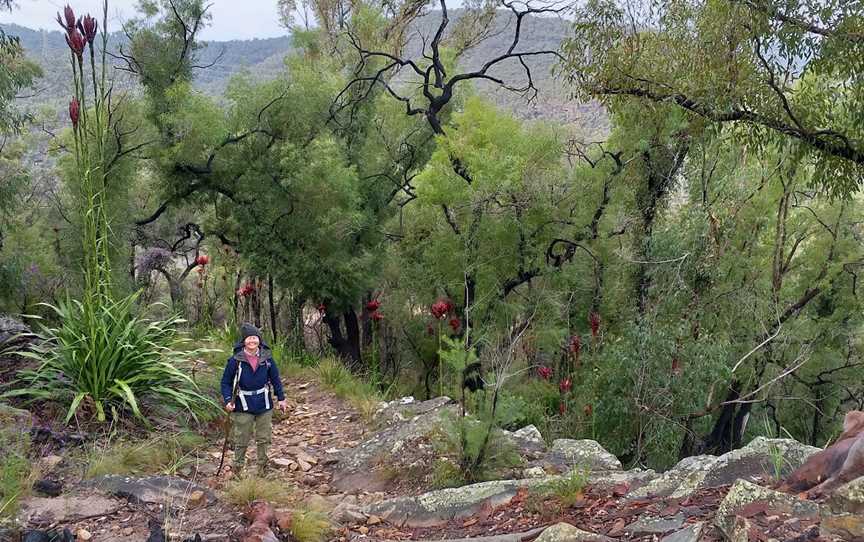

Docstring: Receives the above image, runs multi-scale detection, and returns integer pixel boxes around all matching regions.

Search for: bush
[5,293,218,423]
[291,509,331,542]
[542,468,589,507]
[436,413,522,484]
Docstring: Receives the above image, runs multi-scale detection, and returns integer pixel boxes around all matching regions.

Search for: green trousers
[232,409,273,475]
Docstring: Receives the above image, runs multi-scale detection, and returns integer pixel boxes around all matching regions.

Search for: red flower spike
[57,5,76,32]
[370,311,384,322]
[66,29,85,59]
[448,317,461,333]
[68,97,79,128]
[195,255,209,266]
[366,299,381,312]
[568,335,581,354]
[430,299,451,320]
[78,14,98,45]
[559,378,572,393]
[589,312,601,339]
[537,366,552,380]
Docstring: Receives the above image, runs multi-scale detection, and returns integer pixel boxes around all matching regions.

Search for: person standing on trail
[220,323,287,477]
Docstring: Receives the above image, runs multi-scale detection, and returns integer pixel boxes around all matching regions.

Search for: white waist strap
[238,386,270,410]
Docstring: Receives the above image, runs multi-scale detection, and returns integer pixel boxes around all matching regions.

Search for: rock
[533,522,612,542]
[188,490,206,508]
[659,522,704,542]
[19,495,117,524]
[366,515,382,525]
[374,396,451,426]
[298,459,313,471]
[273,457,295,468]
[37,455,63,472]
[32,479,62,497]
[122,527,134,536]
[0,315,32,350]
[0,527,20,542]
[543,439,622,472]
[330,502,366,523]
[523,466,547,478]
[333,399,457,492]
[357,526,369,535]
[727,516,752,542]
[85,475,215,507]
[699,437,819,489]
[714,479,819,539]
[0,403,32,428]
[364,478,558,528]
[631,455,720,499]
[626,514,687,537]
[820,475,864,539]
[502,425,547,458]
[76,528,92,541]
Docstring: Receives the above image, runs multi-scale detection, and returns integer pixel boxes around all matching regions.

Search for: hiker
[220,323,287,476]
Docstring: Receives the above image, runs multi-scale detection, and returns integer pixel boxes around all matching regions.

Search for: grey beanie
[240,323,261,341]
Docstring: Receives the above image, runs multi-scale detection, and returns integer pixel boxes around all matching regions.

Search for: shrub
[543,468,589,507]
[6,293,218,423]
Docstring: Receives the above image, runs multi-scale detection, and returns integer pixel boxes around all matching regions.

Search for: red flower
[68,97,79,128]
[589,312,601,339]
[430,298,453,320]
[537,366,552,380]
[559,378,572,393]
[366,299,381,312]
[78,14,98,46]
[370,311,384,322]
[317,303,326,315]
[195,255,209,266]
[448,317,461,333]
[236,283,255,297]
[568,335,581,354]
[66,29,85,60]
[56,5,76,32]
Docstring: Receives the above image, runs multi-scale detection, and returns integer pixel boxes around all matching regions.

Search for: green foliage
[6,293,217,423]
[542,468,589,507]
[436,413,522,485]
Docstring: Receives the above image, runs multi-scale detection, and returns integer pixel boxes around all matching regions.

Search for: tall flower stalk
[60,2,111,302]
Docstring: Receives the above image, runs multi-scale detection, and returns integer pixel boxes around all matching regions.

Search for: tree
[562,0,864,196]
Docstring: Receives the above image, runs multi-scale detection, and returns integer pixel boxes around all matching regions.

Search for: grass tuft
[224,476,293,507]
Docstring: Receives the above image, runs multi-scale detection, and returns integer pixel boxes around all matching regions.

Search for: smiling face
[244,335,260,351]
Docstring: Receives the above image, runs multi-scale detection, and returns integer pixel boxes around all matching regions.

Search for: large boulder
[333,398,458,492]
[820,475,864,539]
[374,396,453,427]
[714,479,819,539]
[502,425,547,459]
[698,437,818,489]
[540,439,622,473]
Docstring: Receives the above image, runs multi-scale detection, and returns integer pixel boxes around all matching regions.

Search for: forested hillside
[2,0,863,540]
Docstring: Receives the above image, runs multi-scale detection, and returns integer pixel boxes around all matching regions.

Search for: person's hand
[224,401,235,412]
[278,400,288,413]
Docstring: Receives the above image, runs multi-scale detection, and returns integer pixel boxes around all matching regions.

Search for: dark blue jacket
[220,341,285,414]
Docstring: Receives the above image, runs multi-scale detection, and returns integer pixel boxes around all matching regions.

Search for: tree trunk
[268,274,278,343]
[322,307,362,370]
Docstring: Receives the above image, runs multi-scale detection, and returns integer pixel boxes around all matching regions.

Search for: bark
[268,274,278,343]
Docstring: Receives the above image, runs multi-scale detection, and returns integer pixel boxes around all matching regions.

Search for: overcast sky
[0,0,288,41]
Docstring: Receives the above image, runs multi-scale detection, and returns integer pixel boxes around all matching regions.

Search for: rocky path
[11,375,864,542]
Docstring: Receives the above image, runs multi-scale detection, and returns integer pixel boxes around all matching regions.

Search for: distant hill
[4,10,605,131]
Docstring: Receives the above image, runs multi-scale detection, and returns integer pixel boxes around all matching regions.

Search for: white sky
[0,0,288,41]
